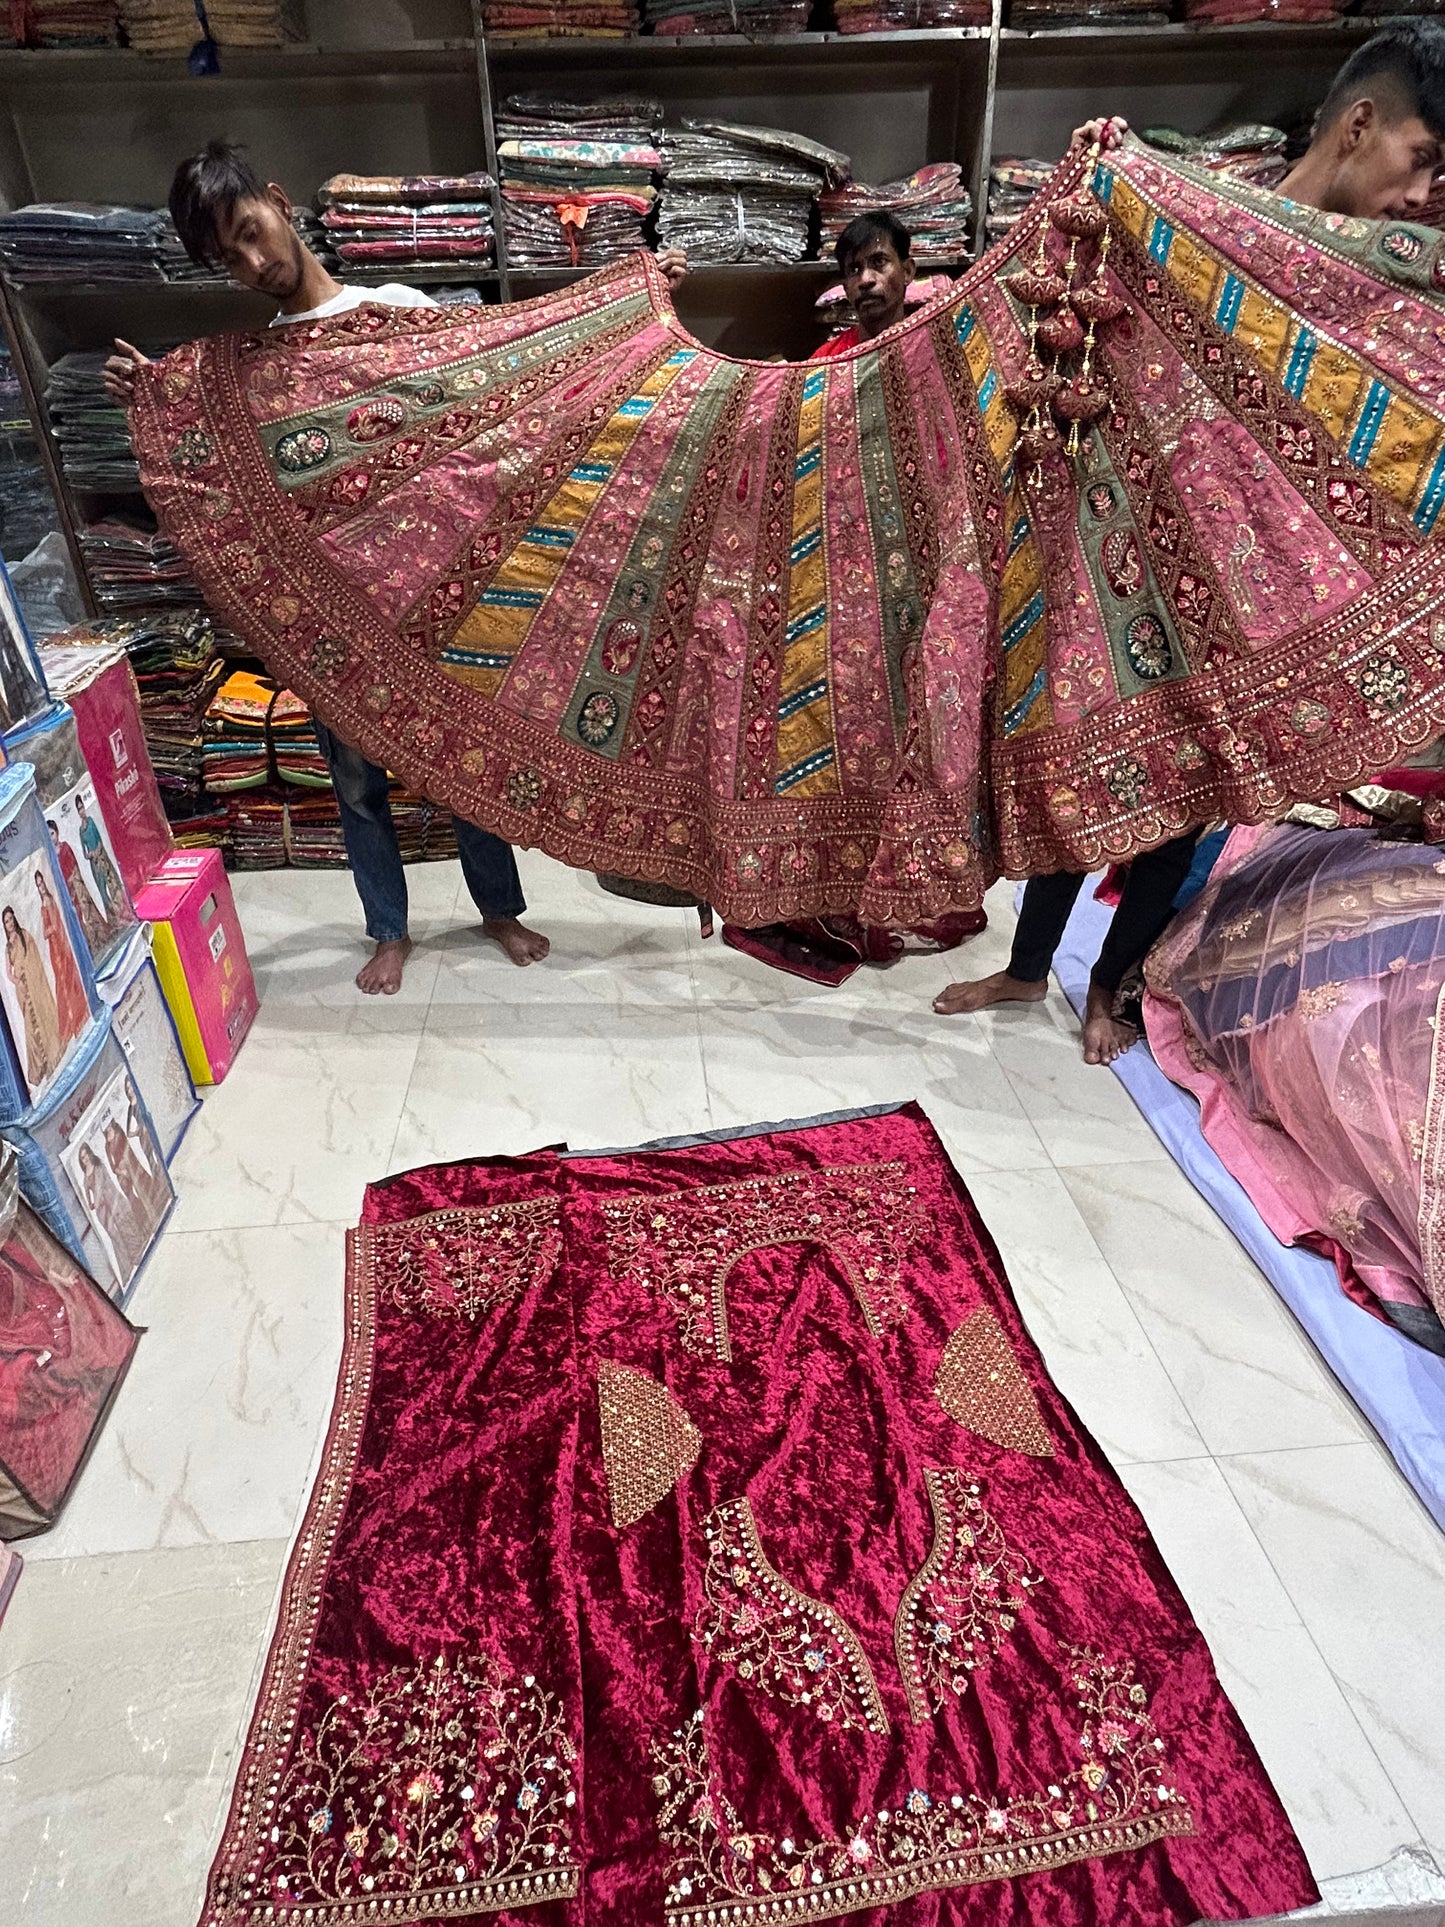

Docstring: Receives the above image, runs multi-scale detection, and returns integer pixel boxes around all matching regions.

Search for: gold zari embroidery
[601,1161,927,1361]
[894,1468,1043,1723]
[696,1497,888,1737]
[374,1199,562,1322]
[598,1359,703,1528]
[934,1310,1054,1457]
[652,1651,1193,1926]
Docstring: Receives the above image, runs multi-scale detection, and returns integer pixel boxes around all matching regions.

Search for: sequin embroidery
[934,1310,1055,1457]
[598,1359,703,1529]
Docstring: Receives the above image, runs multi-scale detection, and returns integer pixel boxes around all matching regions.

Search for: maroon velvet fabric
[200,1107,1317,1927]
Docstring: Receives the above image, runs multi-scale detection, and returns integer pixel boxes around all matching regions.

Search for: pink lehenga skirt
[198,1106,1317,1926]
[1147,822,1445,1353]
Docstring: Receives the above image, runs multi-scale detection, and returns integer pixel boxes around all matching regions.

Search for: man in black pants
[937,19,1445,1062]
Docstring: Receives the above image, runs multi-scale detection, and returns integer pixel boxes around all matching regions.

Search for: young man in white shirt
[107,144,686,994]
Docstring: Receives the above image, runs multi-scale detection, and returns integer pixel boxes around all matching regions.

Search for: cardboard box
[40,634,173,900]
[134,849,257,1086]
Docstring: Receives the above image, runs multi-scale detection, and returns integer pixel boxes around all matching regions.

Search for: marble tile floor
[3,856,1444,1926]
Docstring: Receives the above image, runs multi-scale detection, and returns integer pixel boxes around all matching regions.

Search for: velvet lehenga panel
[199,1107,1316,1926]
[134,137,1445,927]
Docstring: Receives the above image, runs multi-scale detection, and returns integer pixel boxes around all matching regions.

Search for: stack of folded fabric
[1182,0,1338,19]
[23,0,120,44]
[498,96,663,269]
[0,204,173,284]
[84,610,224,817]
[117,0,299,50]
[832,0,986,28]
[270,687,331,789]
[203,669,275,794]
[1141,123,1288,191]
[227,789,288,869]
[284,793,348,868]
[45,353,140,490]
[1008,0,1166,24]
[985,154,1053,244]
[168,799,231,853]
[317,173,495,272]
[0,344,56,565]
[79,517,198,610]
[478,0,638,31]
[644,0,808,34]
[659,120,849,265]
[820,162,972,264]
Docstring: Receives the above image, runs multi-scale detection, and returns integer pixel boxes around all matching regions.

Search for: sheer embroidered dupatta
[132,139,1445,928]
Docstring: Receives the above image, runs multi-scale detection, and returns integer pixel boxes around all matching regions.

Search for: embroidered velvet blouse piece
[198,1107,1316,1925]
[134,137,1445,925]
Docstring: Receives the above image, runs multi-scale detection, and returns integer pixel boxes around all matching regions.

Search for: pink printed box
[133,850,257,1086]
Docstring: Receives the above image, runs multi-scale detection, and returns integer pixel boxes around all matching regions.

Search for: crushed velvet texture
[200,1107,1317,1926]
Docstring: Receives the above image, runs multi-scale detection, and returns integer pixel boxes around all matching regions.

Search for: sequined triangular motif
[598,1360,703,1529]
[934,1309,1054,1458]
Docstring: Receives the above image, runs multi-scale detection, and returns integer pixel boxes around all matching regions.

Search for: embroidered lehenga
[199,1108,1316,1927]
[132,137,1445,926]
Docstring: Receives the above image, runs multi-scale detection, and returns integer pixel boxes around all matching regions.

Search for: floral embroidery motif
[1125,612,1173,681]
[255,1653,578,1919]
[373,1201,561,1323]
[578,691,621,746]
[309,635,349,677]
[652,1651,1192,1925]
[1360,653,1410,712]
[171,427,213,469]
[506,768,542,810]
[598,1359,702,1529]
[276,425,332,473]
[695,1497,888,1736]
[1297,981,1347,1022]
[894,1469,1043,1722]
[934,1310,1054,1457]
[600,1161,927,1361]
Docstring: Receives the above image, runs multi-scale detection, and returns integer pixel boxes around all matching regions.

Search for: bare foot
[934,970,1047,1016]
[482,915,551,966]
[1082,982,1138,1065]
[356,936,412,995]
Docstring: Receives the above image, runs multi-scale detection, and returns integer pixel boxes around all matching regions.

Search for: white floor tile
[1121,1458,1420,1882]
[0,1540,286,1927]
[1220,1445,1445,1862]
[1063,1159,1369,1456]
[25,1223,345,1562]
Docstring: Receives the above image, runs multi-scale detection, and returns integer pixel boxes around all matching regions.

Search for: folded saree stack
[658,120,849,265]
[0,343,58,563]
[820,162,973,264]
[194,1104,1318,1927]
[7,0,119,45]
[498,96,663,269]
[643,0,809,35]
[317,172,496,272]
[116,0,299,51]
[203,670,273,795]
[478,0,638,33]
[100,610,224,815]
[45,352,139,490]
[1140,123,1289,192]
[0,204,173,284]
[79,517,198,610]
[831,0,987,28]
[1182,0,1338,21]
[985,154,1052,242]
[1008,0,1166,25]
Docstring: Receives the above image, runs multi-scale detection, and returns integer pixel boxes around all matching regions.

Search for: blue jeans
[315,724,525,943]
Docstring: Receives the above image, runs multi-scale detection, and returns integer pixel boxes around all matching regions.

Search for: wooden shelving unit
[0,0,1408,610]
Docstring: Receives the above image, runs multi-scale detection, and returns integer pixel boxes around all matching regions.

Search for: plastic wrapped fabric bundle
[658,121,847,265]
[12,0,120,45]
[79,517,198,609]
[0,204,170,284]
[1140,124,1288,192]
[500,136,662,269]
[832,0,987,27]
[318,172,495,272]
[820,162,972,264]
[45,352,144,490]
[0,1140,137,1540]
[986,154,1053,243]
[1182,0,1339,19]
[644,0,808,31]
[116,0,301,50]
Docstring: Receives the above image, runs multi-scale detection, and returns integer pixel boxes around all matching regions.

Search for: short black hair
[169,140,269,266]
[835,209,912,273]
[1317,20,1445,143]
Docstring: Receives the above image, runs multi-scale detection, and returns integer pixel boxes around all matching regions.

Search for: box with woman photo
[5,701,139,974]
[0,763,99,1123]
[2,1018,171,1304]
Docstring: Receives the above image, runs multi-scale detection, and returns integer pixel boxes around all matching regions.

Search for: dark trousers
[1008,830,1200,996]
[315,723,525,943]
